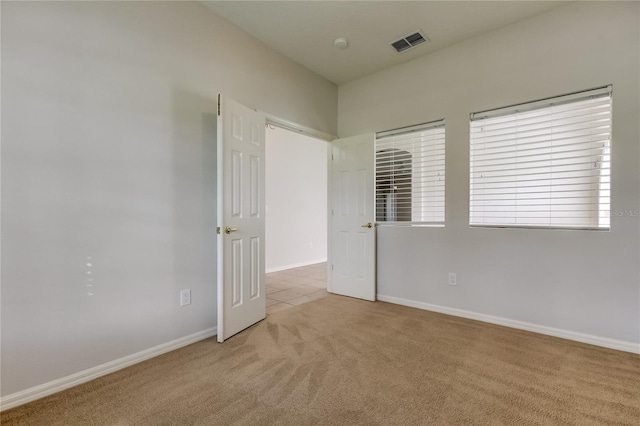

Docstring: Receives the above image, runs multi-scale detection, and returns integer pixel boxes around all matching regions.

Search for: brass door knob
[225,226,238,234]
[361,222,373,228]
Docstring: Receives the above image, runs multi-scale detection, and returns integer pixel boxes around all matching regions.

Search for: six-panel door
[217,96,266,342]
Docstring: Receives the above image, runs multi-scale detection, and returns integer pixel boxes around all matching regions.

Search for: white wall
[265,126,327,272]
[339,2,640,345]
[1,1,336,397]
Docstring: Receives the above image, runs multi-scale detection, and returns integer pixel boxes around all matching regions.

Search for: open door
[329,134,376,301]
[217,95,266,342]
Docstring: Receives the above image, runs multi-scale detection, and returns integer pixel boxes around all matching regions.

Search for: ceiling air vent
[390,31,429,53]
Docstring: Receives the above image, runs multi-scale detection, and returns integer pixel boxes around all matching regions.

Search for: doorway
[264,125,329,314]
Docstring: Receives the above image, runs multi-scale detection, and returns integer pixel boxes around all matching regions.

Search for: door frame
[261,116,378,300]
[219,107,382,329]
[261,119,378,299]
[263,113,335,142]
[215,101,339,342]
[260,113,336,292]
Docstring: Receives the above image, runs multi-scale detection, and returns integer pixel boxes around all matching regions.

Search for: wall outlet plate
[448,273,457,286]
[180,289,191,306]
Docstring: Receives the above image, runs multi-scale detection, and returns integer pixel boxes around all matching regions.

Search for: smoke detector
[390,31,429,53]
[334,37,349,49]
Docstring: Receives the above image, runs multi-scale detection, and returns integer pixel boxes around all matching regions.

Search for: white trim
[266,258,327,274]
[263,112,336,142]
[377,295,640,354]
[0,327,217,411]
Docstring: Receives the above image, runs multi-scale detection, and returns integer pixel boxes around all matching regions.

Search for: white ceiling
[202,1,569,85]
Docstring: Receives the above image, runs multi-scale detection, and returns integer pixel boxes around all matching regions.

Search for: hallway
[265,263,328,314]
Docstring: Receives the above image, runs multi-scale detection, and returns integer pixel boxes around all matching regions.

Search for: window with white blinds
[470,86,612,230]
[375,120,445,225]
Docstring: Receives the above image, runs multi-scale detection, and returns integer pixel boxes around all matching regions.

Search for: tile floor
[266,262,328,314]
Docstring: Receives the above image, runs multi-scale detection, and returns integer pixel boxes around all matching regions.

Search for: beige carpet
[2,295,639,425]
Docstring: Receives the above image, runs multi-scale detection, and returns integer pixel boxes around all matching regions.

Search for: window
[470,86,612,230]
[375,120,445,225]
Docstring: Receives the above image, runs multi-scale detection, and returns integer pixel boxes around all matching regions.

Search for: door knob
[361,222,373,228]
[225,226,238,234]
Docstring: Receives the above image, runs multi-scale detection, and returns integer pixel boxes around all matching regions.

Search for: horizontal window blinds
[376,120,445,225]
[470,86,612,229]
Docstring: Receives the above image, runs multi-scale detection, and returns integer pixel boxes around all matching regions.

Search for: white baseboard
[266,258,327,274]
[377,294,640,355]
[0,327,217,411]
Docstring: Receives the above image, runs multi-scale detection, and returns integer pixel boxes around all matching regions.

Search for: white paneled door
[329,134,376,301]
[217,95,266,342]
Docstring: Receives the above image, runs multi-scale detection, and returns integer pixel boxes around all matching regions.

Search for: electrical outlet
[448,273,457,286]
[180,289,191,306]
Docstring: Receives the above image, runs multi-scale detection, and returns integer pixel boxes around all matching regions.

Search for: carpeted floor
[2,295,639,425]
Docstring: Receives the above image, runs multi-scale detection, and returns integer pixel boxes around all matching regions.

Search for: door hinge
[331,209,334,216]
[217,94,221,116]
[331,264,334,271]
[216,226,221,235]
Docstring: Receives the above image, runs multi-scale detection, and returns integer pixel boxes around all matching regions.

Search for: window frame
[469,86,612,231]
[375,119,446,227]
